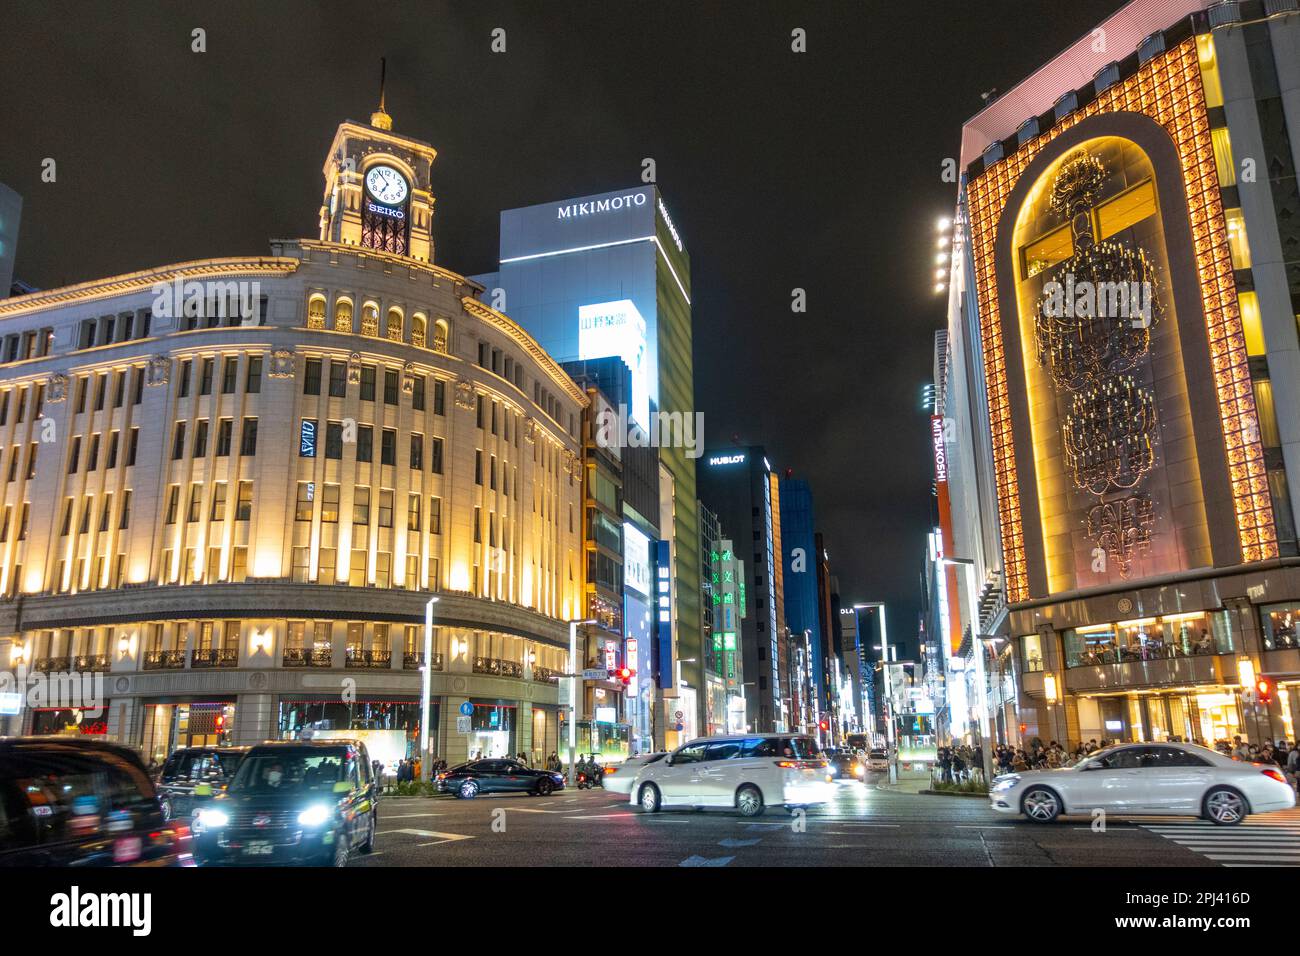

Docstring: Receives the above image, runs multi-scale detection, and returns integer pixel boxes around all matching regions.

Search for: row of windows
[67,428,140,473]
[305,294,449,352]
[163,482,254,524]
[2,327,54,364]
[69,368,145,413]
[292,482,443,534]
[301,419,445,470]
[77,311,153,351]
[176,356,261,398]
[58,491,132,535]
[0,384,45,427]
[301,357,445,414]
[171,418,258,460]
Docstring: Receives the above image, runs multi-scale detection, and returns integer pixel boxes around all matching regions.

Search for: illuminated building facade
[943,0,1300,751]
[0,108,587,767]
[701,500,746,736]
[473,187,702,747]
[0,183,19,300]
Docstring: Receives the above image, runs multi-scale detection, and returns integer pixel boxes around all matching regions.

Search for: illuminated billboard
[579,299,650,428]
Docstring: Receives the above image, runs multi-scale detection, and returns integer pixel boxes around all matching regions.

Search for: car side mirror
[193,783,213,797]
[665,756,675,766]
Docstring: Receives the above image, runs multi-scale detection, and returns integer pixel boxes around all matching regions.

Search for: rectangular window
[240,417,258,456]
[119,490,131,529]
[165,485,180,524]
[246,356,262,393]
[93,374,105,410]
[378,489,393,528]
[325,421,343,459]
[407,493,421,531]
[375,552,391,589]
[106,431,120,469]
[304,358,322,395]
[360,365,376,402]
[230,547,248,583]
[433,380,445,416]
[356,425,373,463]
[193,419,209,458]
[178,360,191,398]
[431,437,444,474]
[200,358,214,395]
[221,357,238,394]
[383,369,399,405]
[410,434,423,470]
[131,367,143,405]
[349,550,367,588]
[352,486,370,525]
[295,482,313,521]
[98,494,112,533]
[412,376,425,411]
[127,428,139,467]
[329,361,347,397]
[68,437,81,474]
[381,428,396,466]
[58,499,71,537]
[112,372,124,408]
[318,548,337,584]
[430,496,441,534]
[87,434,100,472]
[216,419,233,456]
[171,422,186,460]
[210,482,227,521]
[320,484,340,523]
[187,484,202,522]
[236,481,253,521]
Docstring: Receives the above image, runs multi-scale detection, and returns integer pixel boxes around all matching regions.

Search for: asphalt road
[347,774,1293,867]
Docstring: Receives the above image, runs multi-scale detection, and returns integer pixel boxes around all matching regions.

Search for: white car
[866,750,889,772]
[990,742,1297,825]
[630,734,835,817]
[600,752,667,795]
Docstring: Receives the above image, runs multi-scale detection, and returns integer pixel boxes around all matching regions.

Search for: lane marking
[380,812,444,819]
[718,838,761,847]
[679,854,734,867]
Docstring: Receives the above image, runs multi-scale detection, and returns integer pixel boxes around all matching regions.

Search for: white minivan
[631,734,835,817]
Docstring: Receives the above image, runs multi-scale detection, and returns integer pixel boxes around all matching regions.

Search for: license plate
[242,841,273,856]
[113,836,143,863]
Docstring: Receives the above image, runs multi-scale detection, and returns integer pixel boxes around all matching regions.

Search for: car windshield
[229,751,348,793]
[788,737,823,759]
[869,751,887,759]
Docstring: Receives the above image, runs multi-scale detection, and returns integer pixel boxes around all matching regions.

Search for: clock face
[365,165,409,205]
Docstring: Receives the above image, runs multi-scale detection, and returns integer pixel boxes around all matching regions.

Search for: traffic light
[818,719,830,732]
[617,667,632,687]
[1256,677,1273,704]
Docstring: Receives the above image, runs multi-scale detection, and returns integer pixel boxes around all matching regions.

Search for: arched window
[334,298,353,333]
[307,294,326,330]
[433,319,450,354]
[361,302,380,337]
[411,313,427,349]
[387,308,403,341]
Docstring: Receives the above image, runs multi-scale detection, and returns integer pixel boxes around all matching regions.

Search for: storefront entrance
[141,702,235,765]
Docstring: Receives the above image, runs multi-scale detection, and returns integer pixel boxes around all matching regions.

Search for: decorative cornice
[460,296,588,407]
[288,238,475,290]
[0,257,300,319]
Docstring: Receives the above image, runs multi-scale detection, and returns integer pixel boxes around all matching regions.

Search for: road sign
[674,710,684,721]
[458,701,474,717]
[582,668,608,681]
[674,723,684,732]
[456,715,472,734]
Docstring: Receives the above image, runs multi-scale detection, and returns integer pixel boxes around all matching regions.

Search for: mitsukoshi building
[938,0,1300,750]
[0,101,589,768]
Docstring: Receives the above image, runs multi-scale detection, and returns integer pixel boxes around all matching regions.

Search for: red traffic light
[818,719,829,731]
[1256,677,1273,703]
[618,666,632,686]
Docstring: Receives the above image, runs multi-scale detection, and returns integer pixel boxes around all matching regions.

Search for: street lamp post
[854,602,896,783]
[420,595,440,782]
[567,618,597,787]
[940,557,996,786]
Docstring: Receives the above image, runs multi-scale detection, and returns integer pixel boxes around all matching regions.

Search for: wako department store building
[942,0,1300,750]
[0,105,587,769]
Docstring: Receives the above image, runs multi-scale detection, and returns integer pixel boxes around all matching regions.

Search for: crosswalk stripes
[1143,807,1300,866]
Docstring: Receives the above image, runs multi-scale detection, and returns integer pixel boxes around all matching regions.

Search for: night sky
[0,0,1129,655]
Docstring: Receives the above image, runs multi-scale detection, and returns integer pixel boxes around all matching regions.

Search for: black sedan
[437,759,565,798]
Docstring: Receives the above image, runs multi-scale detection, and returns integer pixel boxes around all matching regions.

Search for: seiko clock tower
[318,77,438,263]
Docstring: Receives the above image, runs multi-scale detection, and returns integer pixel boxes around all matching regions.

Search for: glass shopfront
[141,701,235,765]
[1063,611,1234,667]
[278,698,433,774]
[561,718,631,763]
[1077,691,1244,746]
[1260,602,1300,650]
[468,702,515,759]
[29,707,109,738]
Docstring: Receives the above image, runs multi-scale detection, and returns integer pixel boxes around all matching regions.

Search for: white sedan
[599,753,667,795]
[989,742,1296,825]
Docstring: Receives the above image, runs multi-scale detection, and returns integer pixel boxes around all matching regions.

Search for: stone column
[443,696,471,766]
[232,693,276,746]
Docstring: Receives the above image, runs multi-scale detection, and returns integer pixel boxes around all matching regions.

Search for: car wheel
[638,783,661,813]
[359,811,376,854]
[736,784,765,818]
[159,799,172,822]
[458,780,479,800]
[332,835,350,867]
[1204,786,1247,825]
[1021,786,1061,823]
[536,778,554,797]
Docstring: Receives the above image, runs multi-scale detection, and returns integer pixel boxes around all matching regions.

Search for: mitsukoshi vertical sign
[931,415,962,658]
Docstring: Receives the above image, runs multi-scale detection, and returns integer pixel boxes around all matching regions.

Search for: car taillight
[777,760,814,769]
[436,773,447,780]
[1262,768,1287,784]
[604,767,617,775]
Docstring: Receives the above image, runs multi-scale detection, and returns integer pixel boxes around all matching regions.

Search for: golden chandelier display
[1034,151,1161,578]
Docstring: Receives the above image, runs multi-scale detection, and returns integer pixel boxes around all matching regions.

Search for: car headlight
[196,808,229,829]
[297,804,332,827]
[990,775,1020,793]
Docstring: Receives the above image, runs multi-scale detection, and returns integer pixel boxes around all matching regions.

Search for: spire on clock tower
[370,57,393,131]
